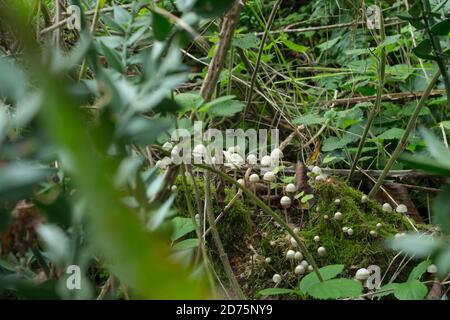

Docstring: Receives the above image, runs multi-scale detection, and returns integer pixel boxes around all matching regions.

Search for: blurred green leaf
[307,278,363,299]
[152,11,171,41]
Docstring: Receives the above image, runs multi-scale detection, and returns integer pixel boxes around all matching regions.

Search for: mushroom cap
[342,226,349,233]
[290,237,298,247]
[317,246,326,257]
[285,183,297,193]
[294,251,303,260]
[228,145,241,154]
[295,265,306,275]
[312,166,322,175]
[286,250,296,260]
[300,260,309,267]
[307,265,314,272]
[247,154,258,165]
[261,155,272,167]
[315,174,327,182]
[347,228,354,236]
[396,204,408,214]
[265,257,271,263]
[334,199,341,204]
[227,153,244,168]
[427,264,438,274]
[237,178,245,186]
[314,235,320,242]
[249,173,260,183]
[280,196,292,208]
[376,223,382,229]
[263,171,276,182]
[171,185,177,192]
[323,215,329,220]
[355,268,370,281]
[272,274,282,284]
[361,195,369,203]
[162,141,173,151]
[270,148,284,160]
[334,211,343,220]
[382,203,393,212]
[369,230,377,237]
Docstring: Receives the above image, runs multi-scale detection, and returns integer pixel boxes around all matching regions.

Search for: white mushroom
[382,203,393,213]
[247,154,258,166]
[285,183,297,194]
[286,250,296,260]
[270,148,284,162]
[272,274,282,284]
[261,155,272,167]
[249,173,260,183]
[307,265,314,272]
[347,228,354,236]
[294,251,303,260]
[295,265,306,275]
[312,166,322,175]
[355,268,370,281]
[396,204,408,214]
[263,171,276,182]
[171,185,177,192]
[300,260,309,268]
[369,230,378,237]
[237,178,245,186]
[315,174,327,182]
[317,246,326,257]
[193,144,207,160]
[290,237,298,247]
[427,264,438,274]
[376,223,382,229]
[280,196,292,208]
[323,215,329,220]
[334,199,341,205]
[162,141,173,151]
[227,153,245,168]
[314,235,320,242]
[334,212,343,220]
[361,195,369,203]
[342,226,349,233]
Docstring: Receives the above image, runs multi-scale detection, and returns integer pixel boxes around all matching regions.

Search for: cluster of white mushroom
[309,166,328,182]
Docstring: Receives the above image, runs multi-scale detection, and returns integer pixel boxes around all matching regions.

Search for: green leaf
[257,288,295,296]
[436,247,450,277]
[193,0,236,18]
[432,184,450,234]
[408,260,431,281]
[100,42,123,72]
[376,128,405,140]
[293,114,326,126]
[372,283,399,298]
[400,154,450,176]
[307,278,363,299]
[173,238,199,251]
[430,18,450,36]
[152,11,171,41]
[413,39,436,60]
[233,33,261,49]
[299,264,344,293]
[201,96,244,117]
[171,217,196,241]
[394,280,428,300]
[0,59,27,101]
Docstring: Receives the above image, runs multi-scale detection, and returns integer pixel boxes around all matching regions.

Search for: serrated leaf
[293,114,326,125]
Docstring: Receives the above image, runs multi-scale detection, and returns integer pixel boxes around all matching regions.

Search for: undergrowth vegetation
[0,0,450,300]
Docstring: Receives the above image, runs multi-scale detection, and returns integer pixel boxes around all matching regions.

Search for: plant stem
[348,0,386,181]
[368,69,441,197]
[204,170,246,299]
[244,0,282,116]
[197,164,324,282]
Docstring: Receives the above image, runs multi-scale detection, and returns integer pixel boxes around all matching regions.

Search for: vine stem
[244,0,283,116]
[196,164,324,282]
[368,69,441,198]
[348,0,386,181]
